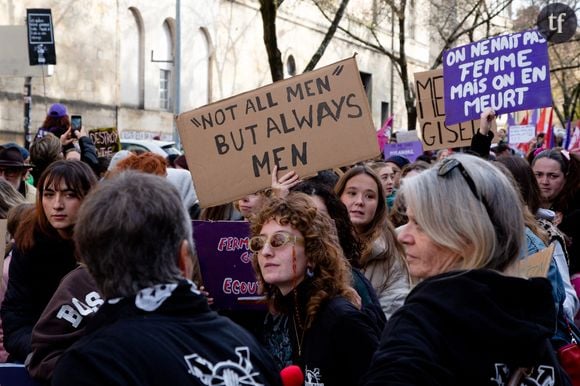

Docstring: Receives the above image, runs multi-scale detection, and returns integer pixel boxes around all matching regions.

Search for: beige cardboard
[177,57,380,207]
[505,243,554,278]
[0,220,6,288]
[415,69,498,151]
[88,127,121,157]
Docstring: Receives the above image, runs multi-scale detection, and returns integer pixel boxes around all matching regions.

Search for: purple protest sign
[192,220,265,311]
[383,141,424,162]
[443,29,552,126]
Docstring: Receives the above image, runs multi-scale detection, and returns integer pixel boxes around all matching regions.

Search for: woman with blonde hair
[362,153,570,385]
[250,193,379,385]
[335,165,410,319]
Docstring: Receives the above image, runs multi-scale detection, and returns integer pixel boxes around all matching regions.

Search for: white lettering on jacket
[56,291,103,328]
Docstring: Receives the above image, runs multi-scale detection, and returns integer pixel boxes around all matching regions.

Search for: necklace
[292,313,305,357]
[292,290,306,357]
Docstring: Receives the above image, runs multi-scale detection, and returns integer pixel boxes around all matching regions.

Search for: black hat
[0,147,32,168]
[385,155,410,169]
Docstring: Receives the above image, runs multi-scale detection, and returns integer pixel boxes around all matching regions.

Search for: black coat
[1,232,77,362]
[360,269,571,386]
[284,281,380,386]
[52,281,282,386]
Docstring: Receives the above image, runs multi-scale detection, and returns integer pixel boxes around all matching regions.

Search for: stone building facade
[0,0,438,145]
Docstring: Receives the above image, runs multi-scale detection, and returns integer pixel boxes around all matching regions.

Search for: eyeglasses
[248,232,303,252]
[437,158,492,216]
[0,168,22,178]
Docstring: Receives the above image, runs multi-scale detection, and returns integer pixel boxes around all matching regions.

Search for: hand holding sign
[271,165,302,199]
[479,108,497,136]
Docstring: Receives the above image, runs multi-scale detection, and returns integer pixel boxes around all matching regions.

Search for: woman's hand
[479,108,496,135]
[199,285,215,305]
[271,165,301,198]
[73,125,88,139]
[60,126,75,146]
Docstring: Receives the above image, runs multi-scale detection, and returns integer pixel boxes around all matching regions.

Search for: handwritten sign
[383,141,423,162]
[443,30,552,125]
[508,124,535,144]
[26,9,56,65]
[192,220,264,311]
[89,127,121,157]
[506,243,554,278]
[415,69,484,151]
[177,57,379,207]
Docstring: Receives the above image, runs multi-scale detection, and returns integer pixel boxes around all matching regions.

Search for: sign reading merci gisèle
[415,68,485,151]
[177,57,379,208]
[443,29,552,126]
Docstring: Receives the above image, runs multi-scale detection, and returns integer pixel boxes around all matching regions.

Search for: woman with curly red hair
[249,193,379,385]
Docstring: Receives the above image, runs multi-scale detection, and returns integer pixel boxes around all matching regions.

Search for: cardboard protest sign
[415,69,485,151]
[383,141,423,162]
[508,124,535,144]
[443,30,552,125]
[192,220,265,311]
[88,127,121,157]
[505,243,554,278]
[177,57,379,207]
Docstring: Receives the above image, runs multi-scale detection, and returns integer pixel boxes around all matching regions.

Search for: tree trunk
[396,5,416,130]
[260,0,284,82]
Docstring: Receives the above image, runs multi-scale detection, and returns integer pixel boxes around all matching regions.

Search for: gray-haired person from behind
[361,153,572,386]
[52,172,281,386]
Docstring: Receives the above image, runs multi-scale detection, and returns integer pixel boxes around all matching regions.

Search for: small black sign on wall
[26,8,56,65]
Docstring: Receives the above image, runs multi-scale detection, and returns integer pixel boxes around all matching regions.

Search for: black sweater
[1,233,77,362]
[52,281,281,386]
[361,269,571,386]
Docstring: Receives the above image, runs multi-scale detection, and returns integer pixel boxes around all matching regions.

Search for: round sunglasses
[248,231,304,252]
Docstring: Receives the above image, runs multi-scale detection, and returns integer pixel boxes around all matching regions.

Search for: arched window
[189,27,212,108]
[120,7,144,108]
[286,54,297,77]
[159,19,175,111]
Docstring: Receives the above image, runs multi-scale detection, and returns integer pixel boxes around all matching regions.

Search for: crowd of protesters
[0,103,579,385]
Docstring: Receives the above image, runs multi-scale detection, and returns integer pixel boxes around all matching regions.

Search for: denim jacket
[522,227,569,348]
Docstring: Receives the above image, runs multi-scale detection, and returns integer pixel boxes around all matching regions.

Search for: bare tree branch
[431,0,512,68]
[551,64,580,72]
[304,0,351,72]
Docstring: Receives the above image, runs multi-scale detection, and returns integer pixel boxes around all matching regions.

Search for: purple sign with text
[192,220,265,311]
[383,140,423,162]
[443,29,552,125]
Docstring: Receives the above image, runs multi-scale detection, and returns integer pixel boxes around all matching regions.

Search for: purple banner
[443,29,552,126]
[383,140,424,162]
[192,220,265,311]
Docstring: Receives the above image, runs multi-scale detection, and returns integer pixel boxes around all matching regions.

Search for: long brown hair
[335,165,387,246]
[334,165,407,292]
[250,193,355,329]
[15,160,97,252]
